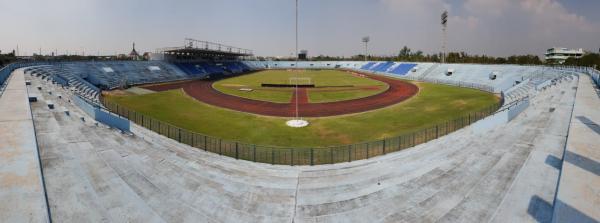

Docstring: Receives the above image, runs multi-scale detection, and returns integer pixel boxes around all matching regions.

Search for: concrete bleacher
[174,61,248,77]
[0,69,50,222]
[243,61,559,94]
[18,60,260,104]
[21,62,595,222]
[25,66,102,103]
[552,74,600,223]
[49,61,189,90]
[2,61,598,222]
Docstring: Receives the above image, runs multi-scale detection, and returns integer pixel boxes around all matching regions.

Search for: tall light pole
[362,36,370,62]
[295,0,299,120]
[441,10,448,64]
[286,0,309,128]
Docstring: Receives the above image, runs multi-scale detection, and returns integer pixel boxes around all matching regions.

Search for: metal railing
[101,97,502,166]
[550,65,599,87]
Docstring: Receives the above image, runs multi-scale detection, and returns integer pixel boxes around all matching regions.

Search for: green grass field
[107,80,499,147]
[212,70,388,103]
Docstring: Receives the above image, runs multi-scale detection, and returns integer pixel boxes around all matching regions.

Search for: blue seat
[390,64,417,75]
[371,62,395,72]
[360,62,376,70]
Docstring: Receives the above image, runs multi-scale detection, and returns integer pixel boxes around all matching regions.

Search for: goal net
[289,77,312,85]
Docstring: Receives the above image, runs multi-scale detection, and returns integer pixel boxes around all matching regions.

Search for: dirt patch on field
[143,72,419,117]
[313,124,354,145]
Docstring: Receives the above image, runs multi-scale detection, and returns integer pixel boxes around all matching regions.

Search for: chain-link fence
[101,97,502,166]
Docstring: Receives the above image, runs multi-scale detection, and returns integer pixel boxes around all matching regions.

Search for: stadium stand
[243,61,570,96]
[17,60,257,103]
[2,59,599,222]
[22,64,594,222]
[21,61,201,103]
[173,62,208,77]
[175,61,241,77]
[25,65,103,103]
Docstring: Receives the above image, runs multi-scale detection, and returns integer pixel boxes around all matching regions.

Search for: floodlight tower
[441,10,448,64]
[362,36,370,62]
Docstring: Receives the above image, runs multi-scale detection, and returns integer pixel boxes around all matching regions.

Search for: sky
[0,0,599,58]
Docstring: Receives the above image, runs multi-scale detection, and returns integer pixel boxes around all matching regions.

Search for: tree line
[562,53,600,69]
[294,46,545,65]
[0,52,17,68]
[4,46,599,69]
[269,46,600,68]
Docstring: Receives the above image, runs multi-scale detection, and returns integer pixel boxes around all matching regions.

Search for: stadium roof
[156,38,253,57]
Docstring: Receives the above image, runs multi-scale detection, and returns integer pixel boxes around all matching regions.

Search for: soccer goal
[289,77,312,85]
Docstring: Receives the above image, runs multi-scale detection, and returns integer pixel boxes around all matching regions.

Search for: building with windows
[545,47,584,64]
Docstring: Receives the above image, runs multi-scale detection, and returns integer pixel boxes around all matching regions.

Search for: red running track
[144,73,419,117]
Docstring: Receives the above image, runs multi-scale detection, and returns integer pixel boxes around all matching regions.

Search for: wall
[471,98,530,133]
[507,99,530,120]
[72,95,130,132]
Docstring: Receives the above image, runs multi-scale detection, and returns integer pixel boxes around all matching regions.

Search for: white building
[545,47,584,64]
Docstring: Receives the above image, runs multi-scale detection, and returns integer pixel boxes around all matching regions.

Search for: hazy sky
[1,0,599,57]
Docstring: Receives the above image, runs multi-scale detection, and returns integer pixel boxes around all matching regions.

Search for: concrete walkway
[553,74,600,223]
[0,70,49,223]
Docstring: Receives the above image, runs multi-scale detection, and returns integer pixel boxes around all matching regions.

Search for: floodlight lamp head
[362,36,370,43]
[441,11,448,26]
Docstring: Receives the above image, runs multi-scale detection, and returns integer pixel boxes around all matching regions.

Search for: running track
[144,73,419,117]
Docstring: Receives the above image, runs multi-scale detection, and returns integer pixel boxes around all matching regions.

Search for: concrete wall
[72,95,130,132]
[507,99,530,120]
[72,95,96,118]
[536,79,554,90]
[472,98,530,133]
[471,110,509,133]
[94,108,130,131]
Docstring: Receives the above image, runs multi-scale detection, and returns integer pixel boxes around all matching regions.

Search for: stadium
[1,1,600,223]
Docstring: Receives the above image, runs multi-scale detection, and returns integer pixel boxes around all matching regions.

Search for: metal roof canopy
[156,38,253,57]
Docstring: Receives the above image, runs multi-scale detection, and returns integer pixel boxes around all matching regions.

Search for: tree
[564,53,600,68]
[398,46,411,61]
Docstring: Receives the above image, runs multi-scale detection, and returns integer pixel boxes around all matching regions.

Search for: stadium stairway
[24,62,590,222]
